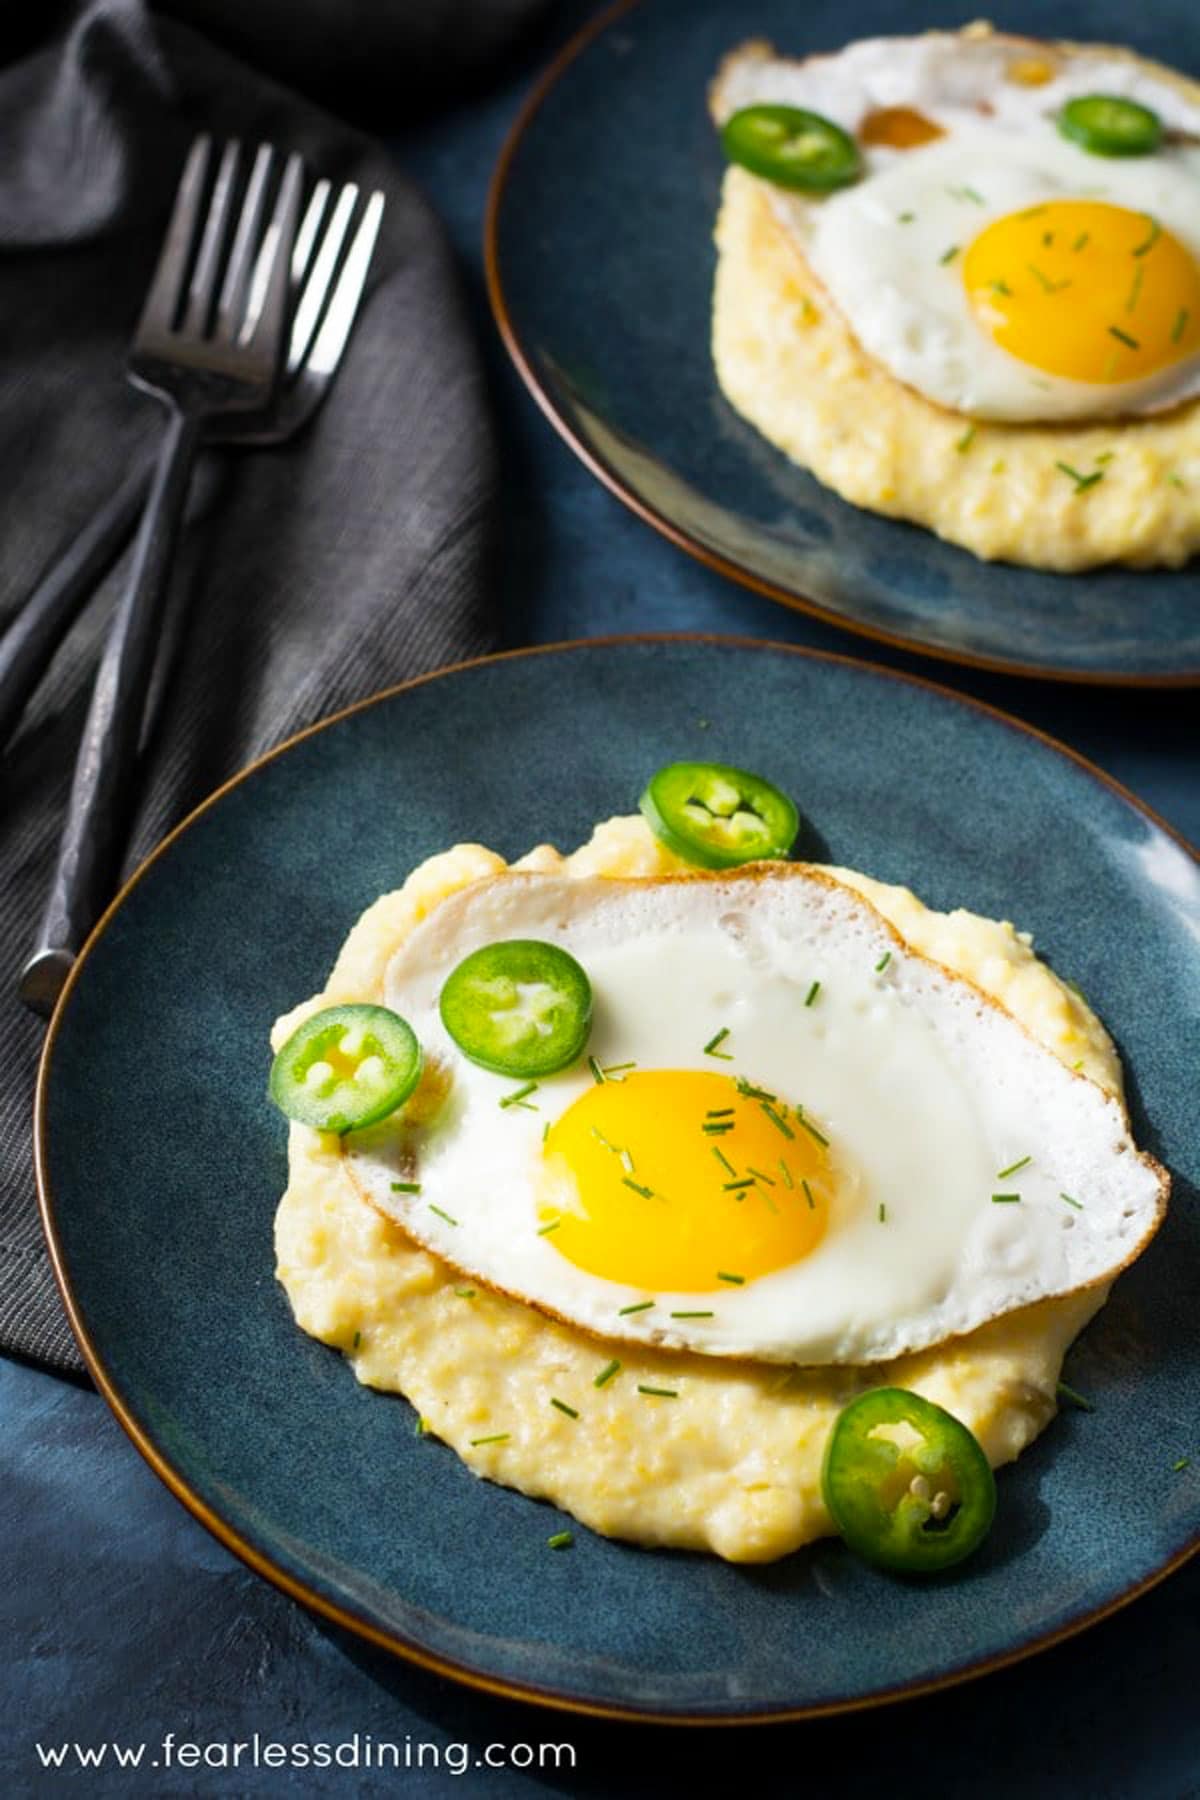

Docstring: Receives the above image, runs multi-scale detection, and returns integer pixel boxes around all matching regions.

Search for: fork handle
[0,459,154,752]
[19,407,205,1017]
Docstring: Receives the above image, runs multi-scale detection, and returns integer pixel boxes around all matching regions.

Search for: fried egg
[345,866,1166,1365]
[711,32,1200,420]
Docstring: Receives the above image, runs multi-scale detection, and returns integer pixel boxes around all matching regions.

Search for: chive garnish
[542,1121,550,1143]
[794,1110,829,1148]
[1019,204,1048,219]
[1042,229,1055,247]
[550,1397,579,1419]
[1072,231,1090,252]
[1131,216,1160,257]
[996,1155,1032,1178]
[779,1160,794,1190]
[454,1286,476,1299]
[747,1165,776,1186]
[1172,307,1189,344]
[547,1531,573,1549]
[671,1310,714,1319]
[948,184,984,204]
[717,1271,745,1285]
[391,1180,422,1194]
[735,1077,776,1101]
[706,1107,735,1118]
[1096,451,1114,465]
[939,244,959,264]
[603,1061,637,1076]
[470,1433,509,1446]
[898,210,915,223]
[618,1300,653,1316]
[805,980,821,1006]
[1109,325,1139,350]
[587,1055,605,1084]
[989,278,1013,297]
[878,1203,887,1223]
[1173,1457,1191,1473]
[429,1204,459,1226]
[991,1193,1021,1204]
[352,1330,361,1349]
[702,1122,734,1135]
[801,1177,816,1210]
[1026,261,1054,291]
[704,1027,733,1059]
[1060,1192,1083,1210]
[620,1148,635,1174]
[760,1102,794,1140]
[594,1359,621,1387]
[1057,461,1103,493]
[622,1177,655,1199]
[724,1178,755,1192]
[712,1146,736,1176]
[537,1219,561,1236]
[414,1416,430,1436]
[1167,471,1185,488]
[638,1385,678,1399]
[1126,262,1145,314]
[955,425,977,454]
[875,951,891,972]
[500,1080,539,1110]
[1056,1381,1093,1413]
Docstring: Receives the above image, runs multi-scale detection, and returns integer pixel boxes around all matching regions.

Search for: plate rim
[34,632,1200,1725]
[483,0,1200,691]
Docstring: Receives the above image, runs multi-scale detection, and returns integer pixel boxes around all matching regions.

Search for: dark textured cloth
[0,0,542,1372]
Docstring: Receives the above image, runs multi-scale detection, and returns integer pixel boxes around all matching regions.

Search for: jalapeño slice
[639,761,800,870]
[1058,94,1163,157]
[721,104,862,192]
[269,1004,422,1135]
[821,1387,996,1574]
[439,940,592,1077]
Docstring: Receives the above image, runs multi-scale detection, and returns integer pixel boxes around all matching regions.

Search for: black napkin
[0,0,548,1373]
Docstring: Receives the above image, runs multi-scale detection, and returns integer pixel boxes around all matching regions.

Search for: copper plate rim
[35,633,1200,1725]
[483,0,1200,690]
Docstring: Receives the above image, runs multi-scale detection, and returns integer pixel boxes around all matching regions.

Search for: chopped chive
[352,1330,361,1349]
[1096,451,1114,465]
[702,1122,734,1136]
[801,1177,816,1210]
[717,1271,745,1285]
[878,1203,887,1223]
[547,1530,573,1549]
[706,1107,735,1118]
[1060,1191,1084,1210]
[1019,203,1048,219]
[542,1121,550,1143]
[724,1178,756,1192]
[760,1102,794,1140]
[1131,216,1160,257]
[747,1165,776,1186]
[594,1358,621,1387]
[955,425,977,454]
[620,1148,635,1174]
[735,1077,776,1101]
[1168,471,1186,488]
[875,951,891,972]
[1108,324,1139,349]
[618,1300,653,1316]
[591,1126,615,1149]
[603,1061,637,1075]
[1057,461,1103,493]
[470,1433,509,1446]
[704,1027,733,1058]
[429,1204,458,1226]
[1042,229,1055,247]
[550,1397,579,1419]
[989,278,1013,297]
[1026,261,1053,291]
[587,1055,605,1084]
[996,1155,1032,1178]
[939,244,959,264]
[898,210,915,223]
[391,1180,422,1194]
[414,1416,430,1436]
[1073,230,1090,251]
[805,979,821,1006]
[779,1159,794,1190]
[991,1193,1021,1204]
[638,1385,678,1398]
[671,1310,714,1319]
[1173,1457,1191,1473]
[1056,1381,1093,1413]
[761,1190,779,1215]
[454,1286,476,1299]
[1126,261,1145,314]
[1172,307,1189,344]
[712,1146,736,1176]
[537,1218,561,1236]
[948,184,984,204]
[621,1177,655,1199]
[794,1110,829,1148]
[499,1080,539,1109]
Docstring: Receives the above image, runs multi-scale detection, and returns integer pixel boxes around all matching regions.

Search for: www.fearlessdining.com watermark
[33,1732,578,1775]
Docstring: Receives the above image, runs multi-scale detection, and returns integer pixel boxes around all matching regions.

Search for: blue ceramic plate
[37,640,1200,1721]
[486,0,1200,685]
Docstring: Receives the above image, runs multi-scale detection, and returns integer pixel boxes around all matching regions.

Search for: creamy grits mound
[274,816,1119,1563]
[710,29,1200,571]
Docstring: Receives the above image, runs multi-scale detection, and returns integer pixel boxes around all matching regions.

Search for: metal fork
[0,179,384,755]
[19,136,304,1015]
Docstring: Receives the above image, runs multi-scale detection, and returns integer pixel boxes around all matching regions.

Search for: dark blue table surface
[4,4,1198,1793]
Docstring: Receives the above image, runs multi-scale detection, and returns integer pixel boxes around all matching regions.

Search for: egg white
[345,866,1166,1365]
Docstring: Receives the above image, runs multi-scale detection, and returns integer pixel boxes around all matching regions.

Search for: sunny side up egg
[712,32,1200,421]
[345,867,1166,1367]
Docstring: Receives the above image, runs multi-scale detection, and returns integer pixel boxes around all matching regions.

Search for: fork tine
[291,179,332,292]
[135,135,211,343]
[181,139,241,338]
[287,182,358,376]
[214,143,274,344]
[241,151,304,357]
[303,191,385,379]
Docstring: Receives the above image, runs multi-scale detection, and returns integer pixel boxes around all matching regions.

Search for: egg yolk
[963,200,1200,386]
[859,107,944,150]
[538,1070,832,1293]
